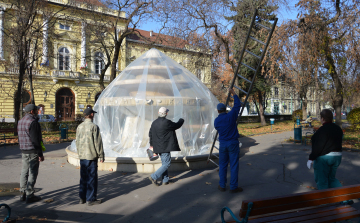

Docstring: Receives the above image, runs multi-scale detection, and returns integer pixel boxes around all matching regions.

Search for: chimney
[150,30,153,37]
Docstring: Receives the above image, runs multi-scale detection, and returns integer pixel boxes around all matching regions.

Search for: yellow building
[0,0,211,121]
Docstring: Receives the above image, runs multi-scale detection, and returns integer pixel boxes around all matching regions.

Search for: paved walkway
[1,132,360,222]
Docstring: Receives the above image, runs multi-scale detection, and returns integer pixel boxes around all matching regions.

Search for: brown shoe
[230,187,243,193]
[218,185,226,192]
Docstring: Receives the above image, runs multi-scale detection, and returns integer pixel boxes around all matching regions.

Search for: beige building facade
[0,0,212,121]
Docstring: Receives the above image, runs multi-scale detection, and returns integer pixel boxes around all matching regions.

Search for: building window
[58,47,70,70]
[95,52,104,74]
[274,87,279,97]
[59,23,70,30]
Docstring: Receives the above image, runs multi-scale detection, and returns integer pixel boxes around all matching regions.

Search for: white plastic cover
[75,48,220,157]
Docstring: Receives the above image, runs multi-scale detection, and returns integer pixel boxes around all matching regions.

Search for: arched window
[94,52,104,74]
[58,47,70,70]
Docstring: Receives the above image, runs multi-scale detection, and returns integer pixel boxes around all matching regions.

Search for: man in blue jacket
[215,88,243,193]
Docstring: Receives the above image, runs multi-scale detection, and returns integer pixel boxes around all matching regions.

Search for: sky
[138,0,300,32]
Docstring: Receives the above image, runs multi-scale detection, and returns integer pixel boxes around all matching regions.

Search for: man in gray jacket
[76,108,104,206]
[18,104,45,203]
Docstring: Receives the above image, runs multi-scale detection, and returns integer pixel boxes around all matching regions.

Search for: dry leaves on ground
[44,199,54,203]
[205,182,212,185]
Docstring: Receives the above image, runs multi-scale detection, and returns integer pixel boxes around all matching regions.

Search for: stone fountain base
[66,146,218,173]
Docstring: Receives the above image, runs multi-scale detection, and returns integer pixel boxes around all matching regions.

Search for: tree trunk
[302,97,308,120]
[253,99,261,123]
[323,38,343,127]
[99,62,111,91]
[110,41,121,82]
[14,62,26,135]
[29,68,35,105]
[257,91,266,126]
[315,77,321,120]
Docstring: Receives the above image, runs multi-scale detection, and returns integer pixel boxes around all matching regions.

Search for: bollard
[270,118,275,131]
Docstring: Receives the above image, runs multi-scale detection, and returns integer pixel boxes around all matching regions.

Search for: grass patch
[238,120,295,137]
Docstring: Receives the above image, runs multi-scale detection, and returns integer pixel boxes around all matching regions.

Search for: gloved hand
[307,160,313,169]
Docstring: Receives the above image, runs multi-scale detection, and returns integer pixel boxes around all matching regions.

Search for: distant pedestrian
[76,108,104,206]
[18,104,44,203]
[215,88,243,193]
[148,107,184,186]
[307,109,343,190]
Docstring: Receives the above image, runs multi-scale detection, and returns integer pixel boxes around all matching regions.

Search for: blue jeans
[314,155,342,190]
[151,153,171,183]
[219,141,239,190]
[79,160,98,201]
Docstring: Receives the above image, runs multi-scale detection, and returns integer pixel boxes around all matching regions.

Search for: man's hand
[39,156,44,162]
[100,158,105,163]
[229,88,236,95]
[307,160,313,169]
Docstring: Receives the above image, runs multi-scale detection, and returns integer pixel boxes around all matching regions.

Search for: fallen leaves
[247,163,252,166]
[76,167,80,169]
[60,166,64,168]
[306,186,317,190]
[205,182,212,185]
[44,199,54,203]
[121,172,127,175]
[109,168,113,172]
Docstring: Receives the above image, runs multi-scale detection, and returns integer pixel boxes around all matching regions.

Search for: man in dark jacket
[148,107,184,186]
[215,88,243,193]
[308,109,343,190]
[18,104,45,203]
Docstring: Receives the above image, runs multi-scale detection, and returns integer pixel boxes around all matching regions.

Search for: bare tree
[2,0,70,131]
[268,0,360,126]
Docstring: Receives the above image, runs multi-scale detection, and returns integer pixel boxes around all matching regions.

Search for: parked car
[38,114,56,122]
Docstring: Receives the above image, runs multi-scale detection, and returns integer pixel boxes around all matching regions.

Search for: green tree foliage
[226,0,278,125]
[292,109,303,122]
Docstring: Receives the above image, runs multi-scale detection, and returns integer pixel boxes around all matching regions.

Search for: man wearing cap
[148,107,184,186]
[18,104,45,203]
[76,108,104,206]
[215,88,243,193]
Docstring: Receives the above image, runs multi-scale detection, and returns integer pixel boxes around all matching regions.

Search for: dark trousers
[20,153,39,197]
[219,141,240,190]
[79,159,98,201]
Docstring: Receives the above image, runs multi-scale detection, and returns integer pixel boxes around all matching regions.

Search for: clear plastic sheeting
[85,48,219,157]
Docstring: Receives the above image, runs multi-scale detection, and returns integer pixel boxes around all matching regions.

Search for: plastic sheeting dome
[93,48,219,157]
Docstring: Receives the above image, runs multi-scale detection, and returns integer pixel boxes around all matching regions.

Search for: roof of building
[74,0,105,7]
[127,29,188,50]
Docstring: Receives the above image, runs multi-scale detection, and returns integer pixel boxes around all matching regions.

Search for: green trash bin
[294,125,302,143]
[59,123,68,139]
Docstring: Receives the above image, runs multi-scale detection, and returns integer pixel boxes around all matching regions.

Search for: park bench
[221,184,360,223]
[0,128,17,148]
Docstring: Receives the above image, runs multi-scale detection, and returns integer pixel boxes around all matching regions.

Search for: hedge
[347,107,360,130]
[0,121,82,132]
